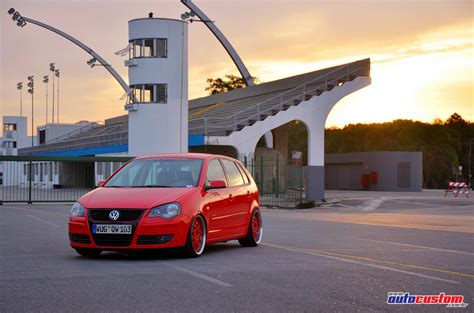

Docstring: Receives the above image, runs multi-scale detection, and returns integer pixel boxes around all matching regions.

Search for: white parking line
[263,243,461,284]
[171,265,232,287]
[27,214,61,228]
[341,236,474,256]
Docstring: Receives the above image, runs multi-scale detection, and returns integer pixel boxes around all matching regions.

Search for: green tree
[205,74,260,95]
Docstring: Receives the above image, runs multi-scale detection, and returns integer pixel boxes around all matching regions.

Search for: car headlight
[148,202,181,219]
[70,202,85,217]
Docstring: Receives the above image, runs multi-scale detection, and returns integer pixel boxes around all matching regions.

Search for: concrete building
[325,151,423,191]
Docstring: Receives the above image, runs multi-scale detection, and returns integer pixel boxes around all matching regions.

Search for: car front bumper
[68,214,191,250]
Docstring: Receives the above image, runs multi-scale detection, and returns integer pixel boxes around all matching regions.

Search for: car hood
[79,187,196,209]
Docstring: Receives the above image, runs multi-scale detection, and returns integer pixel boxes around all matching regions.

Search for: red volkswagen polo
[68,153,262,258]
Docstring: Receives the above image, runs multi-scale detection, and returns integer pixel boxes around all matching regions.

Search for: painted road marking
[27,214,61,228]
[340,236,474,256]
[172,265,232,287]
[263,243,462,284]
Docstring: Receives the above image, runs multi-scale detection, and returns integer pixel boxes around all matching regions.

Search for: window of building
[3,124,17,131]
[130,38,167,58]
[3,141,17,148]
[39,130,46,144]
[221,159,245,187]
[131,84,167,103]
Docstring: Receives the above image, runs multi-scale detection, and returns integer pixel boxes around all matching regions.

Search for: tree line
[289,113,473,189]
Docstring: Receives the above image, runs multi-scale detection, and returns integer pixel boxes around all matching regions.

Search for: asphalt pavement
[1,194,473,312]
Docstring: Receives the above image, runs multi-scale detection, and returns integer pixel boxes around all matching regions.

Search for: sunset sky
[0,0,472,135]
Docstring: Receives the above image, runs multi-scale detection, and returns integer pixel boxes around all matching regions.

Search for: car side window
[205,159,227,186]
[221,159,245,187]
[236,163,250,184]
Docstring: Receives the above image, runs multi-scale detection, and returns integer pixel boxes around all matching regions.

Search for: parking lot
[1,191,473,312]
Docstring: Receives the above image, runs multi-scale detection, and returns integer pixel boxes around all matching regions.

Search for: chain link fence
[0,156,132,203]
[1,155,306,208]
[243,156,305,208]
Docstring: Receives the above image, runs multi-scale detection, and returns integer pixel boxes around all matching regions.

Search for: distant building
[325,152,423,191]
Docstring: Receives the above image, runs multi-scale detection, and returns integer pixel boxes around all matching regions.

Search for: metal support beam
[180,0,254,86]
[21,17,134,100]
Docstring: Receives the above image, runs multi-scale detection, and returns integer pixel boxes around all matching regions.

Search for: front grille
[137,235,174,245]
[89,209,144,221]
[70,234,91,244]
[88,209,144,247]
[92,234,133,246]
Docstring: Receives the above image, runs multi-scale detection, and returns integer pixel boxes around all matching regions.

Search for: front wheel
[238,209,263,247]
[75,248,102,258]
[183,215,207,258]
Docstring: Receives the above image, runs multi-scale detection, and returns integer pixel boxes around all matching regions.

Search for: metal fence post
[276,154,279,198]
[299,165,303,204]
[260,156,264,194]
[28,160,32,204]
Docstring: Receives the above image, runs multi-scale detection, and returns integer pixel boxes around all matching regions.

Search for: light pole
[17,82,23,116]
[55,69,60,123]
[49,63,55,123]
[7,8,134,102]
[27,76,34,147]
[43,75,49,124]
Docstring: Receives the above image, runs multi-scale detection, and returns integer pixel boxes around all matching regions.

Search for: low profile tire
[74,248,102,258]
[183,215,207,258]
[238,209,263,247]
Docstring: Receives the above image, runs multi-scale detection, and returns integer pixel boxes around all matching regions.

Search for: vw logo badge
[109,210,120,221]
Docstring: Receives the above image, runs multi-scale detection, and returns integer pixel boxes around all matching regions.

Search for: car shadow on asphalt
[73,242,242,261]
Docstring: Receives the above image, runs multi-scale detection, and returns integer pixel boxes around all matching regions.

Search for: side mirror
[205,180,227,190]
[97,180,106,188]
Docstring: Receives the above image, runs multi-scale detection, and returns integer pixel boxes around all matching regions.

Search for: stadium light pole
[180,0,254,86]
[6,8,134,102]
[27,76,34,147]
[43,75,49,124]
[55,69,60,123]
[17,82,23,116]
[49,63,55,123]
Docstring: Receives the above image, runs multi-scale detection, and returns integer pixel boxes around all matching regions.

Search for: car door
[220,158,249,235]
[203,158,231,240]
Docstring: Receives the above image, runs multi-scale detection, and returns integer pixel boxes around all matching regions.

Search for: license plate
[92,224,132,234]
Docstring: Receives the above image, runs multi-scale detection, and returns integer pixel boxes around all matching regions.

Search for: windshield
[105,158,203,188]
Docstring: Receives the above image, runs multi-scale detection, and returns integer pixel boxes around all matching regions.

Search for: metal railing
[45,121,102,144]
[19,131,128,156]
[0,155,132,203]
[189,61,369,136]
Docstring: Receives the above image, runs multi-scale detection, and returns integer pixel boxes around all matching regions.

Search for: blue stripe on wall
[35,135,205,157]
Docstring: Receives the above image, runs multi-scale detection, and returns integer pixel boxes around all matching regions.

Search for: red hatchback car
[68,153,262,257]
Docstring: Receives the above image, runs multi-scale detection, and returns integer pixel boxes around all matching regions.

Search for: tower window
[130,38,167,58]
[131,84,167,103]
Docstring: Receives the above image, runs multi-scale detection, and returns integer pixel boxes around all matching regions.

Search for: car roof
[134,153,237,161]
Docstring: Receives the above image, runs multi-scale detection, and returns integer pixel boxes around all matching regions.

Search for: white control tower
[125,16,188,156]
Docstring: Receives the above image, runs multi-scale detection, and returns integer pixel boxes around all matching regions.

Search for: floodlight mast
[17,15,135,101]
[180,0,254,86]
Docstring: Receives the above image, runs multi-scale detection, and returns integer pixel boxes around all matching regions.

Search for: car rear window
[221,159,245,187]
